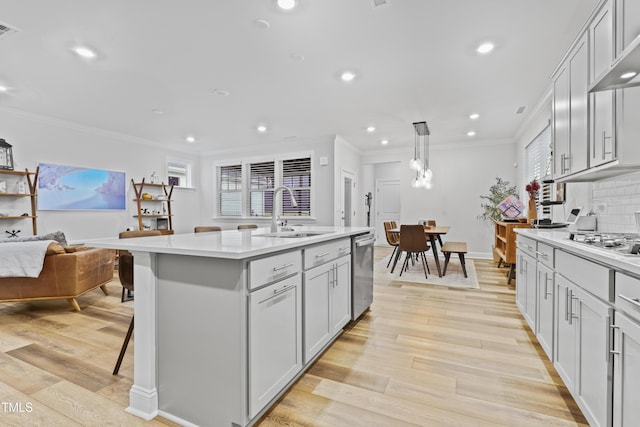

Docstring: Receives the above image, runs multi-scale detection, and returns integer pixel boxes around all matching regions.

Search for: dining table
[388,225,451,277]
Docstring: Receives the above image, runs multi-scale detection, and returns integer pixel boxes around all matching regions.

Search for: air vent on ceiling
[371,0,390,8]
[516,106,527,114]
[0,21,21,41]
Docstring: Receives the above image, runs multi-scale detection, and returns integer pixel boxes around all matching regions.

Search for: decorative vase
[528,198,537,224]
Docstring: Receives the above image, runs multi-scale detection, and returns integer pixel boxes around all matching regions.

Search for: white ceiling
[0,0,600,154]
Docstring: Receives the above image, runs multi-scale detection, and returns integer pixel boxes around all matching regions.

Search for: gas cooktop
[569,232,640,255]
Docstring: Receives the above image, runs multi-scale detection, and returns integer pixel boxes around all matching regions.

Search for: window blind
[282,157,311,217]
[525,123,552,212]
[218,164,242,216]
[248,161,274,217]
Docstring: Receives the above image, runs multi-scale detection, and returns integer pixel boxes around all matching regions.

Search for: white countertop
[517,228,640,277]
[84,226,373,260]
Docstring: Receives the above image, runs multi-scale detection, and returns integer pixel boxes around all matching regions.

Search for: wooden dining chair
[398,224,431,279]
[237,224,258,230]
[194,226,222,233]
[383,221,400,268]
[113,230,162,375]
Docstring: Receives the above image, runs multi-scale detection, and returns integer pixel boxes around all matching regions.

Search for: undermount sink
[255,231,329,238]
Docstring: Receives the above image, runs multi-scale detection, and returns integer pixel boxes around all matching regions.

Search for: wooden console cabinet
[494,220,530,283]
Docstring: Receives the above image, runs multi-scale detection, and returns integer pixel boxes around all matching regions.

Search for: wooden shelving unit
[494,220,531,283]
[131,178,174,235]
[0,167,39,235]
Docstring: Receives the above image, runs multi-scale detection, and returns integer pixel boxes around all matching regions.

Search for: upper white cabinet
[553,32,589,179]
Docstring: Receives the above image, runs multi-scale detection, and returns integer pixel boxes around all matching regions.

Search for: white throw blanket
[0,240,56,278]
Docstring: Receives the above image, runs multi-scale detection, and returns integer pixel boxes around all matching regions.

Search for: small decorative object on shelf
[526,179,540,224]
[5,229,20,238]
[0,139,14,170]
[149,171,159,184]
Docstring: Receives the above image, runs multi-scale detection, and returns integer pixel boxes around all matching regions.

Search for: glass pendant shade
[409,157,422,171]
[411,121,431,190]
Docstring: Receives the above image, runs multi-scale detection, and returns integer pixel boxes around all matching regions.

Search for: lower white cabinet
[554,274,578,392]
[516,250,537,330]
[248,274,302,419]
[303,254,351,364]
[612,311,640,427]
[536,263,555,360]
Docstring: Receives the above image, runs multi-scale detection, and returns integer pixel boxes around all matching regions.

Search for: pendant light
[412,122,432,189]
[409,126,422,172]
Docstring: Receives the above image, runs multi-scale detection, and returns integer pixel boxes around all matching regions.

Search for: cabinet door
[568,33,589,174]
[554,275,577,392]
[331,255,351,333]
[303,263,332,364]
[515,251,527,313]
[616,0,640,53]
[553,66,570,177]
[613,311,640,427]
[590,0,616,167]
[537,264,555,361]
[517,251,537,331]
[573,285,613,427]
[248,275,302,418]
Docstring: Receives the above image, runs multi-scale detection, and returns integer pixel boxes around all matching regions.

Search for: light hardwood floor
[0,248,587,426]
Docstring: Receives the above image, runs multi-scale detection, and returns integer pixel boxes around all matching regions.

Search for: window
[218,164,242,216]
[282,157,311,216]
[248,161,275,217]
[216,155,312,218]
[166,158,193,188]
[525,123,552,183]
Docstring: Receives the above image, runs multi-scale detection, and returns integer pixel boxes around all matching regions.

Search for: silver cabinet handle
[565,287,570,322]
[273,263,294,272]
[609,323,620,356]
[273,284,295,295]
[546,275,553,297]
[619,294,640,308]
[569,291,579,325]
[315,252,329,258]
[536,251,548,258]
[602,131,613,160]
[339,246,350,252]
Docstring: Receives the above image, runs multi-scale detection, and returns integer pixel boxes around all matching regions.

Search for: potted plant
[479,177,518,263]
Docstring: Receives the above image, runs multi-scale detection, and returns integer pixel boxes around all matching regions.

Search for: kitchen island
[87,226,373,427]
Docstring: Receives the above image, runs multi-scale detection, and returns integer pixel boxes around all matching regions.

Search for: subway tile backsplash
[592,171,640,233]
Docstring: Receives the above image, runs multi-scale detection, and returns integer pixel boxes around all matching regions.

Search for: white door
[340,170,356,227]
[375,179,400,245]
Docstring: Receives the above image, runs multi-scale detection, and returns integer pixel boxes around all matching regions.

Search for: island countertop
[84,225,373,259]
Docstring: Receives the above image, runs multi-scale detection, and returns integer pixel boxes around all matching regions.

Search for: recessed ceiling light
[366,126,376,132]
[340,71,356,82]
[467,131,476,137]
[381,139,389,145]
[289,53,305,62]
[185,135,196,143]
[469,113,480,120]
[151,109,165,115]
[0,85,8,93]
[277,0,297,10]
[621,71,637,79]
[71,45,98,60]
[257,125,268,133]
[476,42,494,54]
[253,19,271,29]
[211,88,230,96]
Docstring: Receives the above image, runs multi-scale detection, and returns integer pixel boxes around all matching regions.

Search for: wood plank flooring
[0,249,588,426]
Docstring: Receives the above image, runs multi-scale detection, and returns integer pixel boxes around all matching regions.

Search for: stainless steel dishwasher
[352,231,375,320]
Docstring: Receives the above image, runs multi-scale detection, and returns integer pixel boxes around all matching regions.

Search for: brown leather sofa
[0,243,115,311]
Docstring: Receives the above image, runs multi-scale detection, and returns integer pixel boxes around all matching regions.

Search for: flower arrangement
[526,179,540,201]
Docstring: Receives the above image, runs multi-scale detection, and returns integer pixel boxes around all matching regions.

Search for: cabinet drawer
[556,250,612,301]
[615,273,640,321]
[304,238,351,270]
[249,250,302,290]
[536,242,554,269]
[517,235,537,258]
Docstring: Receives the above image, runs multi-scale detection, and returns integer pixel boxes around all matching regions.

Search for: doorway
[375,179,401,245]
[341,170,356,227]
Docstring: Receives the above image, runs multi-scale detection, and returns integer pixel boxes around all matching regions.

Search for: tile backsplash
[592,171,640,233]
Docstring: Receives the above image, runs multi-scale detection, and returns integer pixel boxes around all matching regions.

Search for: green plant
[478,177,518,221]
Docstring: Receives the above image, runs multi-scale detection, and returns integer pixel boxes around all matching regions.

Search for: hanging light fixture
[412,121,432,189]
[0,139,14,170]
[409,125,422,172]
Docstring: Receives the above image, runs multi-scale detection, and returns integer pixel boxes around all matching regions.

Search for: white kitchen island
[87,226,372,427]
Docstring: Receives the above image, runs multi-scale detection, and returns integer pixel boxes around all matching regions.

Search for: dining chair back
[383,221,400,268]
[194,226,222,233]
[397,224,431,278]
[237,224,258,230]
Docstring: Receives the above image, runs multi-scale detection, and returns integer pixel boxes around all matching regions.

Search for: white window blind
[218,164,242,216]
[282,157,311,217]
[248,161,275,217]
[525,123,552,183]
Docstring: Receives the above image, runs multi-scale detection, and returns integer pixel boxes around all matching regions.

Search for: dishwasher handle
[356,236,376,247]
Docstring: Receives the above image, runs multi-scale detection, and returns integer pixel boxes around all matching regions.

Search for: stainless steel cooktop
[569,232,640,255]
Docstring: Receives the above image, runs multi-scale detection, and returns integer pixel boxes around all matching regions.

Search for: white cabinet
[536,262,555,360]
[554,274,578,392]
[516,250,537,330]
[589,0,616,168]
[303,253,351,364]
[248,274,302,419]
[612,311,640,427]
[553,32,589,178]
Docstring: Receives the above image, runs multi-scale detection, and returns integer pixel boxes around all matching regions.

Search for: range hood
[589,34,640,92]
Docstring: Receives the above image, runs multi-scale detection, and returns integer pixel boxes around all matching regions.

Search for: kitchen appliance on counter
[351,231,375,320]
[569,232,640,255]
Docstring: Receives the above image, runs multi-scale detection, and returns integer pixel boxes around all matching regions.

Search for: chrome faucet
[271,186,298,232]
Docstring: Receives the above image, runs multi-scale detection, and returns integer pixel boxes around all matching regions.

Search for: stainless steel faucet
[271,186,298,232]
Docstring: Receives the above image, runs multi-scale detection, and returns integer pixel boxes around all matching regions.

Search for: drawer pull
[536,251,548,258]
[338,246,350,252]
[273,284,295,295]
[273,263,294,272]
[315,252,330,258]
[619,294,640,308]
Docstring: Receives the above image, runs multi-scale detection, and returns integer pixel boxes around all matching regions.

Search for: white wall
[198,135,336,228]
[334,136,363,227]
[0,108,200,242]
[362,141,517,258]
